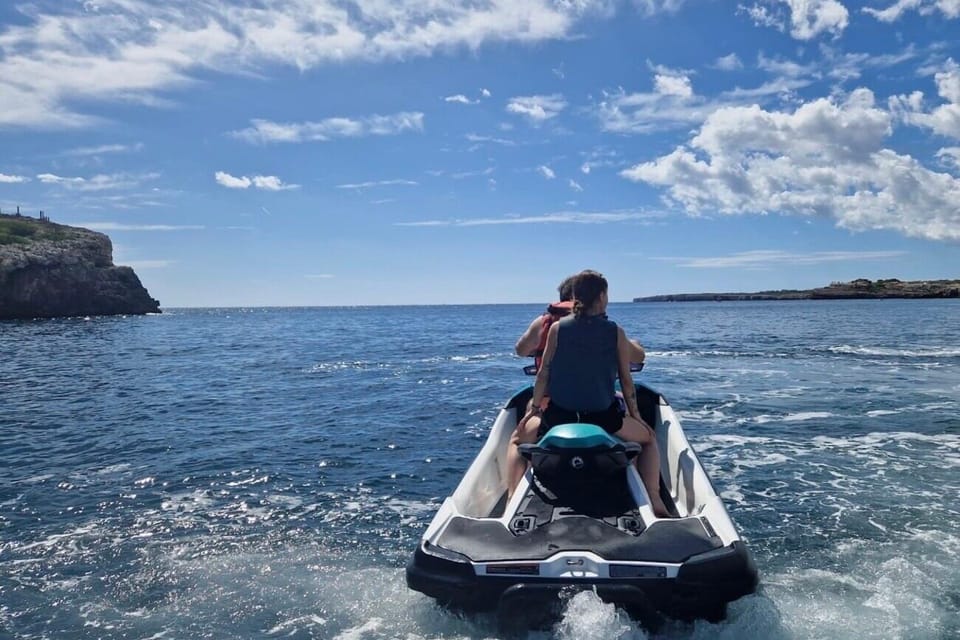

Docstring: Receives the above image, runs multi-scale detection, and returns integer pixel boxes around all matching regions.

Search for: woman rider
[505,270,670,518]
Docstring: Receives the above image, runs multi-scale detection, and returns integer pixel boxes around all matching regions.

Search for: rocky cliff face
[0,215,160,320]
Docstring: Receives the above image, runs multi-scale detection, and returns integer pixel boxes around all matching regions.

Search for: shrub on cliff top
[0,218,68,246]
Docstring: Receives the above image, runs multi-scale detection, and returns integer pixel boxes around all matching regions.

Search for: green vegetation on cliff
[634,278,960,302]
[0,217,67,246]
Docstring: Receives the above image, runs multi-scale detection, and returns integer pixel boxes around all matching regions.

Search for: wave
[828,345,960,358]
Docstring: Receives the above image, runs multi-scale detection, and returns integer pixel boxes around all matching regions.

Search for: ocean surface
[1,300,958,640]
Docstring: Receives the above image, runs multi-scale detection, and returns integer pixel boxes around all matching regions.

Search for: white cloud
[395,209,661,227]
[62,143,144,157]
[621,88,960,241]
[305,273,335,279]
[252,175,298,191]
[740,3,780,29]
[659,249,908,268]
[597,86,714,134]
[785,0,849,39]
[756,53,819,78]
[653,74,693,98]
[890,59,960,140]
[336,179,418,189]
[741,1,849,40]
[0,1,595,129]
[37,173,85,187]
[819,45,918,82]
[654,73,693,97]
[506,94,567,123]
[444,94,475,104]
[215,171,299,191]
[713,53,743,71]
[450,167,495,179]
[569,178,584,191]
[537,165,557,179]
[481,88,492,98]
[580,147,622,173]
[634,0,687,15]
[230,112,424,144]
[74,222,204,231]
[937,146,960,169]
[593,62,709,132]
[37,172,158,191]
[0,173,29,183]
[215,172,252,189]
[864,0,960,22]
[465,133,516,146]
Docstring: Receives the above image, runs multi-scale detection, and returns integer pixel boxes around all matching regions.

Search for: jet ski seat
[518,424,642,498]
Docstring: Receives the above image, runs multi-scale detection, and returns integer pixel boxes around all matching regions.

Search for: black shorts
[540,400,624,437]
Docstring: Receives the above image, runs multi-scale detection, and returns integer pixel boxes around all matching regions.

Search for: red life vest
[533,300,574,371]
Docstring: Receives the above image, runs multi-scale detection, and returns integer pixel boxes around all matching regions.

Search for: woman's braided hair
[572,270,608,318]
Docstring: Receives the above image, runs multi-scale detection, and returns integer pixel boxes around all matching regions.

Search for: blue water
[1,300,958,639]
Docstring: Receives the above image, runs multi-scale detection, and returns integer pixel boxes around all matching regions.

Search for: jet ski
[405,378,759,630]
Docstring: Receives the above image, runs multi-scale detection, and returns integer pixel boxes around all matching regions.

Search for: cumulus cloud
[214,172,252,189]
[654,73,693,97]
[506,94,567,123]
[444,94,475,104]
[741,1,849,40]
[864,0,960,21]
[937,146,960,169]
[569,178,584,192]
[230,112,424,144]
[890,59,960,140]
[621,88,960,241]
[215,171,298,191]
[537,165,557,179]
[0,1,596,129]
[0,173,29,183]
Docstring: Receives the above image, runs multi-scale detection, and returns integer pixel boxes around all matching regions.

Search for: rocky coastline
[0,213,161,320]
[633,278,960,302]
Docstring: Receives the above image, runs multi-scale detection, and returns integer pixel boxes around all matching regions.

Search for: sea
[1,300,958,640]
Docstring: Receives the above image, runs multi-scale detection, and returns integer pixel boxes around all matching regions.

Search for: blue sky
[1,0,958,306]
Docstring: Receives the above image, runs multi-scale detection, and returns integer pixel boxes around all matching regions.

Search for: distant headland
[0,209,161,320]
[633,278,960,302]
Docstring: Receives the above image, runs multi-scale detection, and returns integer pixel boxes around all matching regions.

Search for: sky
[1,0,959,307]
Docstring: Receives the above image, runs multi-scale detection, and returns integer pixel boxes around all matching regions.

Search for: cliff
[0,214,161,320]
[633,278,960,302]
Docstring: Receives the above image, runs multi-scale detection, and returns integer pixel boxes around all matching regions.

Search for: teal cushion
[538,423,618,450]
